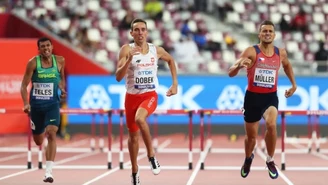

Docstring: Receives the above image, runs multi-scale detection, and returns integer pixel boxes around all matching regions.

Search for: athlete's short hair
[37,37,52,48]
[259,20,275,31]
[130,18,147,31]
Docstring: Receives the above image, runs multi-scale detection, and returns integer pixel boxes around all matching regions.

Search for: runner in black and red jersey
[228,20,297,180]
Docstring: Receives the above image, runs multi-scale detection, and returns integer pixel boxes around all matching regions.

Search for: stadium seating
[8,0,328,74]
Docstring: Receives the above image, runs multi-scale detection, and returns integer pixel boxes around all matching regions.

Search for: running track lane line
[0,151,100,181]
[0,139,90,162]
[0,153,28,162]
[81,139,172,185]
[256,148,294,185]
[0,139,128,181]
[186,139,212,185]
[290,143,328,160]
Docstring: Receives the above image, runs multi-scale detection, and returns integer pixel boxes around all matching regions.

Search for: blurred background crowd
[0,0,327,74]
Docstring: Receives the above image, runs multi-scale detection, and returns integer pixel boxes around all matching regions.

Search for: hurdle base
[188,162,192,170]
[200,163,204,170]
[281,163,286,171]
[38,162,42,169]
[120,162,123,169]
[27,162,32,169]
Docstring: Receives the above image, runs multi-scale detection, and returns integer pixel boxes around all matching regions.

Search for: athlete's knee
[266,121,277,132]
[46,126,58,141]
[47,131,57,141]
[265,117,277,132]
[129,133,139,143]
[34,139,43,146]
[135,116,147,130]
[33,135,44,146]
[245,135,257,143]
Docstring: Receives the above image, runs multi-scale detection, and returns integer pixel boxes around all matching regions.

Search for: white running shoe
[131,166,140,185]
[149,156,161,175]
[43,172,54,183]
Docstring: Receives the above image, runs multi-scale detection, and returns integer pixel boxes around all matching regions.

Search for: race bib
[253,68,276,88]
[134,70,155,89]
[32,83,54,100]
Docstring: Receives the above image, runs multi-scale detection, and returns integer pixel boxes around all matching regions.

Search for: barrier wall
[67,75,328,125]
[0,13,109,133]
[0,39,37,133]
[0,13,108,75]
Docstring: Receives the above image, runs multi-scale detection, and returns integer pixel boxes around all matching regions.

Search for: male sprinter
[21,37,66,183]
[228,20,297,179]
[116,18,178,185]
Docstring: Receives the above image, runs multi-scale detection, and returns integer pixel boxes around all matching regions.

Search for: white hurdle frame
[117,109,195,170]
[199,110,328,171]
[0,108,112,170]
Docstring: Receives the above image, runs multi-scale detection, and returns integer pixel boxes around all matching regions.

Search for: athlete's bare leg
[135,107,154,158]
[45,125,58,161]
[244,121,260,158]
[33,133,45,146]
[128,131,139,173]
[263,106,278,159]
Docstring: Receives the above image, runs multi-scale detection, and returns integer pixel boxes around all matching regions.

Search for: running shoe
[43,172,54,183]
[149,156,161,175]
[266,161,279,179]
[240,153,254,178]
[131,166,140,185]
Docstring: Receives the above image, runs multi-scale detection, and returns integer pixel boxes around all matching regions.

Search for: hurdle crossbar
[1,108,327,171]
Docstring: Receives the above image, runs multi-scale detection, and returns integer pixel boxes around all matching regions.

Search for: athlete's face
[130,22,148,43]
[258,25,275,44]
[38,40,53,57]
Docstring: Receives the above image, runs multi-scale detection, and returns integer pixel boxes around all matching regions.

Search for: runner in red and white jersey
[228,20,297,180]
[115,18,178,185]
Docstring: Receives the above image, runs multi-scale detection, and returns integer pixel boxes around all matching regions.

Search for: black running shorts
[242,90,278,123]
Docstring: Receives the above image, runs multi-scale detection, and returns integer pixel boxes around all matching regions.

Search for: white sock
[46,161,54,173]
[266,156,274,163]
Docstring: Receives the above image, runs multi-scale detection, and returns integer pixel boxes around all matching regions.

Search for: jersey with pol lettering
[125,43,159,94]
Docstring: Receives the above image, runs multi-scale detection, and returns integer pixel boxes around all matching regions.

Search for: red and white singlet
[125,43,159,94]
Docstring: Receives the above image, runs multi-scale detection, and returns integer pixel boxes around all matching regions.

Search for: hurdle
[0,108,112,170]
[1,108,327,171]
[117,109,196,170]
[197,109,328,171]
[260,111,328,154]
[280,110,328,170]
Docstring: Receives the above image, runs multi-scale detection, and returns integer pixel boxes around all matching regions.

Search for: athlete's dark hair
[130,18,147,31]
[259,20,275,31]
[37,37,52,48]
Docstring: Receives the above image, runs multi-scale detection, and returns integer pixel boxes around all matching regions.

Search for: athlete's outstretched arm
[280,48,297,97]
[157,46,178,96]
[228,47,254,77]
[20,59,36,106]
[58,56,67,98]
